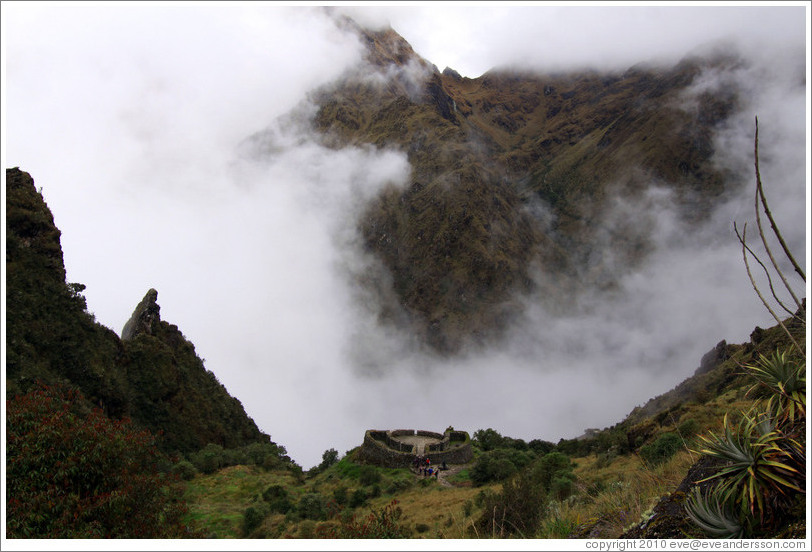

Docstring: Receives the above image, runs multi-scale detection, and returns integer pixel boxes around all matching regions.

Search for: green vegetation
[639,432,683,467]
[6,168,273,457]
[685,351,805,538]
[6,384,192,538]
[684,126,807,539]
[4,29,806,541]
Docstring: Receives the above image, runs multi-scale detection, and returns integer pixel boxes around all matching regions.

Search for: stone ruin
[357,428,473,468]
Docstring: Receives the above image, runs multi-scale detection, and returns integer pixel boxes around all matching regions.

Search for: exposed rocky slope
[5,168,272,454]
[271,16,744,353]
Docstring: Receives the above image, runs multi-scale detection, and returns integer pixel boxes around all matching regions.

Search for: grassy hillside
[178,317,804,539]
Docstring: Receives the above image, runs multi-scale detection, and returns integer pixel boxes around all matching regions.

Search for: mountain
[5,168,271,455]
[263,16,742,354]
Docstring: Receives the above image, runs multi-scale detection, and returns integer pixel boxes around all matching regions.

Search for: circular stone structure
[357,428,473,468]
[393,433,441,455]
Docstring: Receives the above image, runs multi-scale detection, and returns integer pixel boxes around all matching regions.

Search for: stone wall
[358,430,415,468]
[357,428,473,468]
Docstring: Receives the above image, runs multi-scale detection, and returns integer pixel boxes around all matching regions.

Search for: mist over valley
[4,3,807,475]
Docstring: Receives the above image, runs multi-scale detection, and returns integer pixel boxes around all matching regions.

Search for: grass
[182,465,301,538]
[179,326,800,540]
[368,482,494,538]
[182,458,499,539]
[558,449,698,538]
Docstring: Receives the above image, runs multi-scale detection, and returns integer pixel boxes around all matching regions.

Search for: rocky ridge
[287,16,744,354]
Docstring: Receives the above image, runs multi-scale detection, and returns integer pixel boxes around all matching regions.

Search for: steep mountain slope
[292,17,742,353]
[5,168,271,454]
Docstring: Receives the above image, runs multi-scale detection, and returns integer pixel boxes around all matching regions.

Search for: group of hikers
[412,455,447,479]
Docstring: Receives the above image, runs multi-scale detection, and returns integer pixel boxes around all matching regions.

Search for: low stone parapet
[357,428,473,468]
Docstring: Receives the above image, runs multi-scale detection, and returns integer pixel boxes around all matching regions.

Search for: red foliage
[315,500,409,538]
[6,383,193,538]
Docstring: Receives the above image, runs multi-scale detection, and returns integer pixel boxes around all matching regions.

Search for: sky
[2,0,810,482]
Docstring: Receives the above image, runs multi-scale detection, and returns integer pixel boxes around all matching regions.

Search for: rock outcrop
[121,288,160,340]
[7,169,274,454]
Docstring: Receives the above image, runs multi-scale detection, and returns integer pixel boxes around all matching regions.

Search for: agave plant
[694,411,802,520]
[684,486,748,538]
[745,350,806,425]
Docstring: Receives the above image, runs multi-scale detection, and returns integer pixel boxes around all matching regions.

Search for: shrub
[531,451,575,494]
[316,500,410,538]
[319,448,340,471]
[678,418,700,439]
[473,428,505,451]
[745,350,806,425]
[6,384,190,538]
[695,411,802,520]
[470,450,517,485]
[385,478,412,494]
[528,439,556,455]
[332,486,348,506]
[298,519,316,538]
[551,473,576,501]
[171,459,198,481]
[472,471,546,537]
[189,443,225,474]
[686,345,806,537]
[684,486,747,538]
[263,484,293,514]
[639,432,682,466]
[359,465,382,486]
[242,505,268,537]
[349,488,368,509]
[298,493,327,521]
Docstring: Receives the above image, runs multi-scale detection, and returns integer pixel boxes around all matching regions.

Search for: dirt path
[411,462,468,487]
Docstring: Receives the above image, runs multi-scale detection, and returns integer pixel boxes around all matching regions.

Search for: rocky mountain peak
[121,288,160,340]
[302,19,743,354]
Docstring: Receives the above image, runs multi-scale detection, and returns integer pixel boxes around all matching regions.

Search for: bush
[531,452,575,494]
[319,448,340,471]
[349,488,368,509]
[551,474,576,500]
[472,472,546,537]
[332,486,348,506]
[6,384,191,538]
[298,519,316,538]
[473,428,505,451]
[263,484,293,514]
[189,443,225,474]
[678,418,700,439]
[298,493,327,521]
[385,478,412,495]
[470,450,518,485]
[359,465,382,486]
[243,505,268,537]
[639,432,682,466]
[528,439,556,455]
[315,500,410,538]
[171,459,199,481]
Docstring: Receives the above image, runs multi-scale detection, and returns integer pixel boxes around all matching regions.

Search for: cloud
[3,3,807,470]
[370,5,806,77]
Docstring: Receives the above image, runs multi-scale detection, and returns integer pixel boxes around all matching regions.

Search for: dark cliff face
[5,168,270,454]
[300,21,742,354]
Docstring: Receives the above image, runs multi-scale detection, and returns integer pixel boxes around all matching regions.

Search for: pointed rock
[121,288,160,340]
